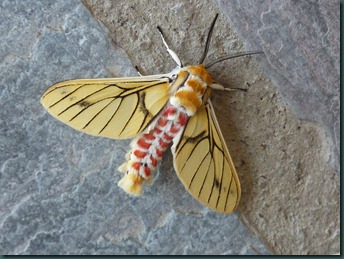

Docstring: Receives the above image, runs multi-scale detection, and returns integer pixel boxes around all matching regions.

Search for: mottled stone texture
[217,0,340,173]
[0,0,269,255]
[83,0,339,255]
[215,0,340,254]
[0,0,339,255]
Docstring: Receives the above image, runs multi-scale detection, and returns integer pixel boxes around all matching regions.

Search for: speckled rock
[83,0,339,255]
[1,0,339,255]
[215,0,340,254]
[217,0,340,173]
[0,0,270,255]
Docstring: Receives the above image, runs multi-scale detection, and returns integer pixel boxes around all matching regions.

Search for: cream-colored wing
[172,101,241,213]
[41,76,171,139]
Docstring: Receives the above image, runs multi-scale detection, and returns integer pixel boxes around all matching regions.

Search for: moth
[41,14,262,213]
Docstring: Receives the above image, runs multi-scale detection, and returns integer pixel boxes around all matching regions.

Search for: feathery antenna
[199,14,219,64]
[205,51,264,68]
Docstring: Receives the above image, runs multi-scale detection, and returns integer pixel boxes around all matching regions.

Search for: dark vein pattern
[41,78,171,139]
[173,103,241,213]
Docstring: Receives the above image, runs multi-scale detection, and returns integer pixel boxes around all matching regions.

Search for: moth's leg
[210,83,247,92]
[157,26,183,68]
[135,65,144,76]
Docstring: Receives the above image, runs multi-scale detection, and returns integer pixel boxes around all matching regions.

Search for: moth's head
[171,65,213,116]
[187,64,213,85]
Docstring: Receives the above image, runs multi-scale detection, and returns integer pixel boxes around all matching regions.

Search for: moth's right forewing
[172,102,241,214]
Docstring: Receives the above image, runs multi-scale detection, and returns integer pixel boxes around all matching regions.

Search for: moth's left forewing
[172,101,241,214]
[41,76,172,139]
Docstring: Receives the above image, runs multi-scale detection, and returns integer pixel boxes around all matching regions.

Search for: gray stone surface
[0,0,270,255]
[215,0,340,254]
[1,0,340,255]
[217,0,340,173]
[83,0,340,255]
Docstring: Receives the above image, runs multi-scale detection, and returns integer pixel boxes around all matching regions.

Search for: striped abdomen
[117,64,213,195]
[118,105,187,195]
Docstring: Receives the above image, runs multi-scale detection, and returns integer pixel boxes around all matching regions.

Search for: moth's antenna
[199,14,219,64]
[205,51,264,68]
[157,26,183,67]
